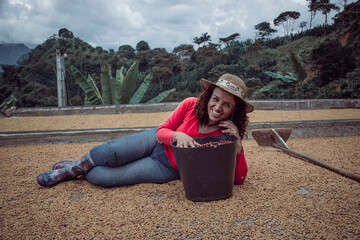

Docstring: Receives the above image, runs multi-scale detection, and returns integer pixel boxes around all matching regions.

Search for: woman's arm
[218,119,243,154]
[234,150,248,185]
[172,132,200,148]
[218,119,248,184]
[156,97,197,145]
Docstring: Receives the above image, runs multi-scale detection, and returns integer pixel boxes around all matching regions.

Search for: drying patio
[0,99,359,239]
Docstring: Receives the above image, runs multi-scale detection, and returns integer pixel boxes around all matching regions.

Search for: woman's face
[207,87,236,125]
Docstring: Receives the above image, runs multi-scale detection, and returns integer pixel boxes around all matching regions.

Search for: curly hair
[195,85,249,139]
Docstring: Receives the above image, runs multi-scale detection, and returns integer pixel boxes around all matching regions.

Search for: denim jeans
[86,128,180,187]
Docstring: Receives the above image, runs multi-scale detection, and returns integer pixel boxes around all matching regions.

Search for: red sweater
[156,97,248,185]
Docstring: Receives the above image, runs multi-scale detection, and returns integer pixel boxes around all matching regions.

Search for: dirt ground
[0,109,360,239]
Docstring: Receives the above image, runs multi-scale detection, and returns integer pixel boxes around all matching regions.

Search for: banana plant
[146,88,176,103]
[118,62,139,104]
[0,94,17,111]
[289,51,307,82]
[70,65,103,105]
[100,63,115,104]
[263,51,307,96]
[70,62,176,105]
[264,71,297,83]
[129,73,176,104]
[265,51,307,83]
[129,73,152,104]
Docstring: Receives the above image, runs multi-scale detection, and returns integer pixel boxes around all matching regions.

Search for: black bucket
[171,135,238,202]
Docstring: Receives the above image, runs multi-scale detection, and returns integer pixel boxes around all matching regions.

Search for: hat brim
[200,78,254,113]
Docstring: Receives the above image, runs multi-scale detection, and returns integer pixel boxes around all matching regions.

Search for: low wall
[7,99,360,117]
[250,99,360,110]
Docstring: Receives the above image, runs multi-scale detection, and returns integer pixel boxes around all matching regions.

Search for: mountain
[0,42,31,65]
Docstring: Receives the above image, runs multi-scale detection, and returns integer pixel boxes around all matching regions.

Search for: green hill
[1,2,359,108]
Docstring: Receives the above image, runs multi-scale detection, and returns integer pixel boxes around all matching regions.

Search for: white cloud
[290,0,307,5]
[0,0,353,51]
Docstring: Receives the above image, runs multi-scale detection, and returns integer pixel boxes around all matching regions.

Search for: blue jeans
[86,128,180,187]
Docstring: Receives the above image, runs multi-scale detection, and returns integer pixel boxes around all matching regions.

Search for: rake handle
[278,146,360,183]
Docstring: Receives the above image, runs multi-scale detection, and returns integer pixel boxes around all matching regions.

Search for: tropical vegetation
[0,0,359,109]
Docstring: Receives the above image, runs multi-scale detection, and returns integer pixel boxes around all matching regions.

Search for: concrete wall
[7,99,360,117]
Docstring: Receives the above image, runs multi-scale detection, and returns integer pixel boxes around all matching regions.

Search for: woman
[37,73,254,187]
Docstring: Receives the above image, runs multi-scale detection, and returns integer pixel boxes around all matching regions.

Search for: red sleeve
[234,150,248,185]
[156,97,196,145]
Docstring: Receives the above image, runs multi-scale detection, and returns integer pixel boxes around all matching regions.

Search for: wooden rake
[251,128,360,183]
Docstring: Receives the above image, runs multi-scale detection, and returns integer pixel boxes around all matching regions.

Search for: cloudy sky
[0,0,351,52]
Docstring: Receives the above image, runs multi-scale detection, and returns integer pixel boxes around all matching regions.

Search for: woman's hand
[172,132,200,148]
[219,120,243,153]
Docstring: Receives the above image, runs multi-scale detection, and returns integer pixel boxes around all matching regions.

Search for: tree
[299,21,307,31]
[306,0,318,29]
[193,37,202,47]
[219,33,240,43]
[254,22,277,39]
[200,32,211,46]
[273,11,301,36]
[108,49,115,56]
[136,48,177,91]
[219,33,240,49]
[58,28,74,39]
[118,45,135,59]
[152,66,174,91]
[173,44,195,73]
[193,33,211,47]
[306,0,339,27]
[195,45,224,68]
[334,0,360,33]
[316,0,340,26]
[335,0,349,10]
[312,40,356,86]
[173,44,194,57]
[136,40,150,52]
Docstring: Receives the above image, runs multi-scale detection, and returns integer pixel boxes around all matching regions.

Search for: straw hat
[200,73,254,113]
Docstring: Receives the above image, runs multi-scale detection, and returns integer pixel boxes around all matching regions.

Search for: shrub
[252,80,294,99]
[312,40,357,86]
[243,78,263,99]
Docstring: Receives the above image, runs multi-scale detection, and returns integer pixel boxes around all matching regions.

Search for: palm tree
[193,37,202,47]
[200,32,211,46]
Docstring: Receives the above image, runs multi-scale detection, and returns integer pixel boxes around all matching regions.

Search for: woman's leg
[37,128,158,187]
[52,128,157,170]
[52,161,73,170]
[86,156,180,187]
[37,152,95,187]
[90,128,158,167]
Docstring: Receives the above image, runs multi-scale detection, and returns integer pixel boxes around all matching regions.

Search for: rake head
[251,128,292,148]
